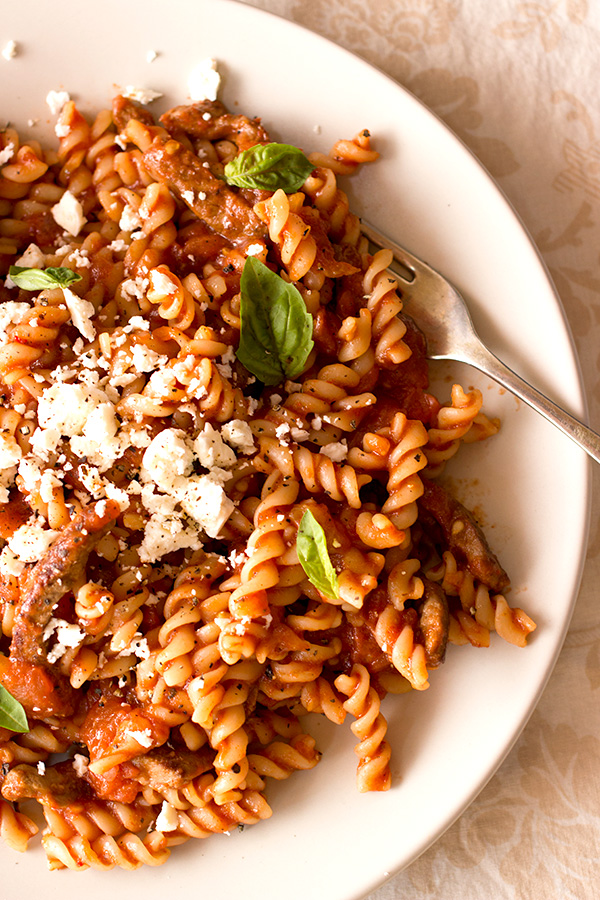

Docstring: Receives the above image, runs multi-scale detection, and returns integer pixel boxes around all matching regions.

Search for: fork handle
[466,339,600,465]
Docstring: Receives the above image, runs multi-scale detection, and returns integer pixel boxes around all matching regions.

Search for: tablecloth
[240,2,600,897]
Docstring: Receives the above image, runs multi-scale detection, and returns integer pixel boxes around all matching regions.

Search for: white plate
[0,1,590,898]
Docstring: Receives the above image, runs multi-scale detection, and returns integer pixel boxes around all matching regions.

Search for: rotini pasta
[0,84,535,872]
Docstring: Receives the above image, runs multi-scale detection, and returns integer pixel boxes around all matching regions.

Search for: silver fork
[361,219,600,465]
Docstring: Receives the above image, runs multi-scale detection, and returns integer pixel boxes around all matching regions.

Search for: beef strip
[1,761,93,806]
[131,745,215,791]
[160,101,270,151]
[142,134,267,244]
[112,94,157,132]
[11,500,121,664]
[418,578,449,668]
[418,476,510,592]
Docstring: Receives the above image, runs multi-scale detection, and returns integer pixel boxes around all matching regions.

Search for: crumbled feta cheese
[0,142,15,165]
[46,90,70,115]
[188,57,220,102]
[72,754,89,777]
[120,85,163,105]
[8,523,59,562]
[245,242,264,257]
[0,301,30,340]
[127,728,154,748]
[0,545,24,577]
[177,473,234,539]
[37,382,107,442]
[141,483,178,516]
[62,287,96,340]
[148,268,176,298]
[39,468,62,503]
[108,238,129,254]
[155,801,179,832]
[221,419,255,455]
[141,428,193,493]
[129,344,167,374]
[275,422,291,445]
[119,205,143,232]
[68,246,91,268]
[193,423,236,469]
[0,432,22,471]
[1,40,17,61]
[43,617,86,662]
[15,243,45,269]
[320,440,349,462]
[139,512,202,563]
[146,49,158,63]
[129,636,150,659]
[51,190,87,236]
[290,427,310,442]
[16,456,43,494]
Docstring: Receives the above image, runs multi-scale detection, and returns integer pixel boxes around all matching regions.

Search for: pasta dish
[0,86,535,870]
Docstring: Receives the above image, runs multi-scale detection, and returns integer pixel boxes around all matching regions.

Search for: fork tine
[360,218,430,284]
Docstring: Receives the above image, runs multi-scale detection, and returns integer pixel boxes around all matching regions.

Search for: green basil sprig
[223,143,314,193]
[236,257,313,386]
[297,509,340,601]
[0,684,29,733]
[9,265,82,291]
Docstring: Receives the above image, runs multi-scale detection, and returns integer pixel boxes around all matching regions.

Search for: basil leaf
[9,265,83,290]
[237,257,313,385]
[297,509,340,601]
[223,143,314,192]
[0,684,29,733]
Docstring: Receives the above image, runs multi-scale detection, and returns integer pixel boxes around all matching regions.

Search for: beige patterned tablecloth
[242,2,600,897]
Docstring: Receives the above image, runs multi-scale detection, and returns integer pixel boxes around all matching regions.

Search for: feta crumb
[15,242,45,269]
[0,432,22,471]
[221,419,255,455]
[37,761,46,775]
[194,423,236,469]
[155,801,179,832]
[177,473,234,538]
[146,49,158,63]
[1,40,17,61]
[119,205,143,232]
[0,545,24,577]
[0,142,15,165]
[72,754,89,777]
[320,440,349,462]
[43,618,86,663]
[62,287,96,340]
[46,90,71,116]
[141,428,194,492]
[0,301,30,340]
[126,728,154,748]
[51,190,87,236]
[245,242,264,257]
[120,85,163,105]
[8,523,59,562]
[188,57,220,102]
[138,511,202,563]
